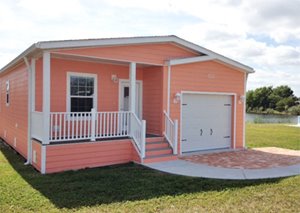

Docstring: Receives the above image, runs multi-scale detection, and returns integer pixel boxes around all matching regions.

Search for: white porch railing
[130,113,146,158]
[49,110,131,142]
[163,111,178,154]
[47,109,146,158]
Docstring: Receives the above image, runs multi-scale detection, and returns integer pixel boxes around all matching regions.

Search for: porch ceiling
[51,52,161,68]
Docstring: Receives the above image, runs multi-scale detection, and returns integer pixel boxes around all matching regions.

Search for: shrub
[288,105,300,115]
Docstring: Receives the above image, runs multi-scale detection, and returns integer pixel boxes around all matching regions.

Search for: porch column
[42,51,50,144]
[129,62,136,113]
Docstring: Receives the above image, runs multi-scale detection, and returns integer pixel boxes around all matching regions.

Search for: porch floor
[144,147,300,180]
[48,134,162,145]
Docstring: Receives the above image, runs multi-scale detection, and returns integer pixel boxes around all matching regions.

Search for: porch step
[146,137,165,143]
[146,141,169,149]
[143,136,177,163]
[146,147,173,157]
[143,154,178,164]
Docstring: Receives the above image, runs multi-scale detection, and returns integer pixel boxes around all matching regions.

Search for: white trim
[179,91,237,154]
[42,52,50,144]
[31,58,36,111]
[169,55,215,66]
[66,72,98,113]
[129,62,136,113]
[118,79,143,119]
[41,145,46,174]
[24,57,34,164]
[182,91,236,96]
[243,73,248,148]
[233,94,237,149]
[167,64,171,115]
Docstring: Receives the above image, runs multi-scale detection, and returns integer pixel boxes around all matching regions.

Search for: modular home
[0,35,254,174]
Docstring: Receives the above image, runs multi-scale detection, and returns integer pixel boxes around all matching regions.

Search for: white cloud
[0,0,299,96]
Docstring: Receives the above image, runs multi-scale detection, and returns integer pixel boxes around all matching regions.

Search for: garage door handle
[200,129,203,136]
[210,128,213,135]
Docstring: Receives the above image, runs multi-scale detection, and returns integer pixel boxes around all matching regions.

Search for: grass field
[246,123,300,150]
[0,124,300,212]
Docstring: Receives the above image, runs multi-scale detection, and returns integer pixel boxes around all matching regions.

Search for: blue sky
[1,0,299,96]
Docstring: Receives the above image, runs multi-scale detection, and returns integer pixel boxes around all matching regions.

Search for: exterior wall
[31,139,42,171]
[142,66,163,135]
[170,61,245,151]
[55,43,198,65]
[45,139,138,173]
[35,58,144,112]
[0,63,29,159]
[35,57,166,135]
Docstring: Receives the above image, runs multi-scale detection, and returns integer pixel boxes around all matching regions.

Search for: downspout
[23,57,32,165]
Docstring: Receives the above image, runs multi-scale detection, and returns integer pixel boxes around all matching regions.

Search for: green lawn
[246,123,300,150]
[1,124,300,212]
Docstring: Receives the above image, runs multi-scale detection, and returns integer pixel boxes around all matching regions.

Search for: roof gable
[0,35,254,74]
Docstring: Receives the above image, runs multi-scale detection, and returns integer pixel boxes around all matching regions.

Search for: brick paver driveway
[180,147,300,169]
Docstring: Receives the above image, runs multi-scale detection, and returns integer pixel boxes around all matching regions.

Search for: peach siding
[56,43,198,65]
[0,63,29,158]
[35,57,165,135]
[170,61,245,150]
[35,58,144,112]
[143,66,163,135]
[45,139,138,173]
[31,139,42,171]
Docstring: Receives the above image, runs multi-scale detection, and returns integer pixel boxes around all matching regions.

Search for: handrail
[130,112,146,158]
[163,111,178,155]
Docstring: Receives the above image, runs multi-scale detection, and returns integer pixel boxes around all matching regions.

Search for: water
[246,113,298,124]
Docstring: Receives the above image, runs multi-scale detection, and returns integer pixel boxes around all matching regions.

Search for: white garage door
[182,94,232,153]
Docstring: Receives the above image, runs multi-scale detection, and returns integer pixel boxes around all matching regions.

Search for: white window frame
[66,72,98,114]
[6,80,10,106]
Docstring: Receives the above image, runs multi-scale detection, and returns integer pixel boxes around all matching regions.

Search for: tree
[246,85,299,113]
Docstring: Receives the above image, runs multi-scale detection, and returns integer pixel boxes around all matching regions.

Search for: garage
[181,93,233,153]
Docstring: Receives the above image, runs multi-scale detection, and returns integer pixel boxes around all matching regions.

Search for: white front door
[119,80,142,119]
[181,94,232,152]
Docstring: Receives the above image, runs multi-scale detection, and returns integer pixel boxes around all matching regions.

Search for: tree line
[246,85,300,115]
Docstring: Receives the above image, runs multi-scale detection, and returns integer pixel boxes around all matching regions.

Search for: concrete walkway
[144,160,300,180]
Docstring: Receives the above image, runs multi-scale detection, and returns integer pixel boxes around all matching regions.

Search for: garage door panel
[182,94,232,153]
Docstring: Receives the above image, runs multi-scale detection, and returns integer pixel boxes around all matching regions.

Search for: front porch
[29,51,178,173]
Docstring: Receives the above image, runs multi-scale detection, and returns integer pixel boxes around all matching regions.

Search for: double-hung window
[68,73,97,112]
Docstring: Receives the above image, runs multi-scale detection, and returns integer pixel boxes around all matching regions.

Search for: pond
[246,113,299,124]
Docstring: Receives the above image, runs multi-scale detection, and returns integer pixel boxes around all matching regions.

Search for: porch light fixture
[111,74,118,83]
[174,92,181,104]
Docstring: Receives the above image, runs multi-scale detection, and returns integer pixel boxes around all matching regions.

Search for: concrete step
[143,154,177,164]
[146,147,172,157]
[146,141,169,149]
[146,137,165,143]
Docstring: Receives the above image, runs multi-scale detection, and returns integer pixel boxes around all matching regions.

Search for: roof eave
[0,44,38,74]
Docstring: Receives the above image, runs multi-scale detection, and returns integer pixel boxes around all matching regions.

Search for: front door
[119,80,142,119]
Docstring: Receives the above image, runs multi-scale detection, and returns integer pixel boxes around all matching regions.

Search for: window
[68,74,96,112]
[6,80,10,106]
